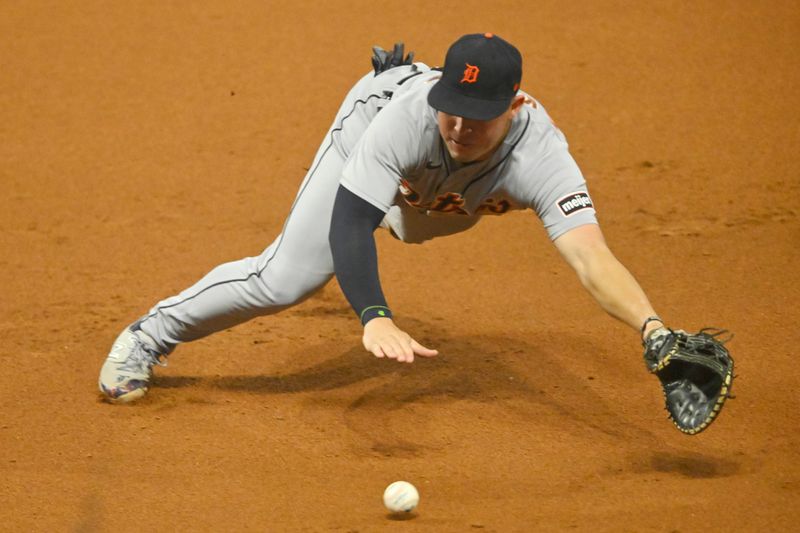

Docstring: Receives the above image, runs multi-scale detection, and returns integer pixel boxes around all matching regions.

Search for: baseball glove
[643,327,735,435]
[371,42,414,75]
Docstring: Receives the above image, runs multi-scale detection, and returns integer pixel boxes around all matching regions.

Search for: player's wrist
[640,315,665,344]
[360,305,393,325]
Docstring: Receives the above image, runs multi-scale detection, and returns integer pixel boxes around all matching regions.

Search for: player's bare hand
[362,317,438,363]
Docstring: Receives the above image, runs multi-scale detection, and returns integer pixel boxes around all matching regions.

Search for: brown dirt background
[1,1,798,531]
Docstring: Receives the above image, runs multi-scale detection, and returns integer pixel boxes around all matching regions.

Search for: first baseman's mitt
[371,42,414,75]
[644,327,735,435]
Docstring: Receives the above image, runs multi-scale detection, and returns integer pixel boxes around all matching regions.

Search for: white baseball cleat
[98,326,165,403]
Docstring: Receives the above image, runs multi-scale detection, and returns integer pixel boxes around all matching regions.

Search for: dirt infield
[1,1,798,531]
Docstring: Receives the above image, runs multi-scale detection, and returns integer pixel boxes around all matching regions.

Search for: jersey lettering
[399,180,515,216]
[476,198,512,215]
[429,192,468,214]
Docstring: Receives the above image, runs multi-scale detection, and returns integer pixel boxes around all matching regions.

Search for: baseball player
[100,33,667,404]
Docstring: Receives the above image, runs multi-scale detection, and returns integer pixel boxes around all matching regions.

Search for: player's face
[437,96,525,163]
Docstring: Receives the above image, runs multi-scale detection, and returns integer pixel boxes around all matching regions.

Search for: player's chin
[447,142,485,163]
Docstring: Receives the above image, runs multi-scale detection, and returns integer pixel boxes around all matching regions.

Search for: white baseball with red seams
[383,481,419,512]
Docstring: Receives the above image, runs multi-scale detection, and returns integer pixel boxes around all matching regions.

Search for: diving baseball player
[100,33,666,404]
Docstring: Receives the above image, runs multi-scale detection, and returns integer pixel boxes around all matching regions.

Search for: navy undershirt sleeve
[329,185,393,325]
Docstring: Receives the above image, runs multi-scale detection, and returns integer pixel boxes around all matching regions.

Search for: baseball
[383,481,419,513]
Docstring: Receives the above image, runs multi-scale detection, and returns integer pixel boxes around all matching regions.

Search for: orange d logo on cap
[461,63,479,83]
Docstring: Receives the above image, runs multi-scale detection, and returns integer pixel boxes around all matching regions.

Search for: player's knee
[255,272,332,307]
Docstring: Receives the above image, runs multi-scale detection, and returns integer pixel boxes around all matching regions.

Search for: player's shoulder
[497,95,581,192]
[511,94,570,150]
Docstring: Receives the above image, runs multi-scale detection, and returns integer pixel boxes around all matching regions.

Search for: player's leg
[138,145,348,355]
[98,143,345,402]
[134,71,385,353]
[99,72,384,402]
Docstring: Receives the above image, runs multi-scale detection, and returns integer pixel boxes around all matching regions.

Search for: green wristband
[360,305,393,325]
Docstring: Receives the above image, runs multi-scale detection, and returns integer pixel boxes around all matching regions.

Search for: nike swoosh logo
[425,161,442,170]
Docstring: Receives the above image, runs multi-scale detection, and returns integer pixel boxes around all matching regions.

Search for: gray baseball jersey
[135,64,597,354]
[341,69,596,243]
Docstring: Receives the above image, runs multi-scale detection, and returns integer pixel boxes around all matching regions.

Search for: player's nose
[453,116,472,135]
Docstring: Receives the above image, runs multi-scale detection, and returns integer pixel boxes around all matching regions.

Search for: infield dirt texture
[1,1,798,531]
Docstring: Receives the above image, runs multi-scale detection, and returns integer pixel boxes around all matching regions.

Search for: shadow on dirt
[152,318,657,445]
[649,451,741,478]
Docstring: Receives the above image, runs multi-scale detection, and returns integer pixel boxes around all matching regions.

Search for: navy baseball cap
[428,33,522,121]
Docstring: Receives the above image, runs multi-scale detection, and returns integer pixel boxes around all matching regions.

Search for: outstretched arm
[553,223,662,340]
[329,185,438,362]
[555,224,737,435]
